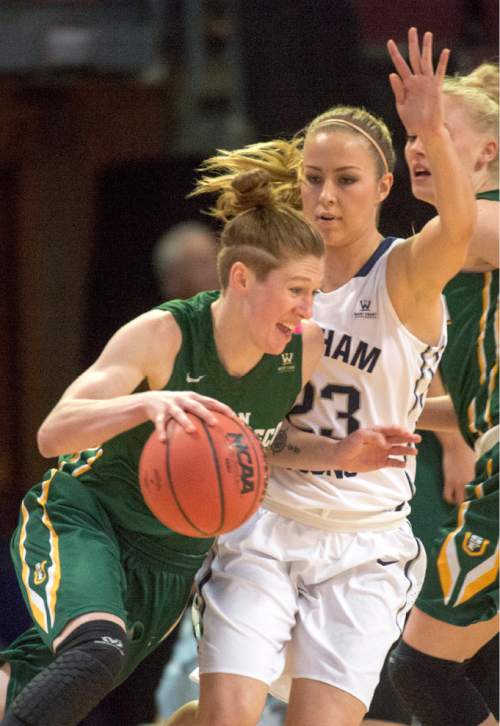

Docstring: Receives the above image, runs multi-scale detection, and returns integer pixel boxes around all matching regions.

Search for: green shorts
[1,467,207,704]
[417,442,499,626]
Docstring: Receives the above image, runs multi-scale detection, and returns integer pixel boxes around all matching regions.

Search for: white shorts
[194,508,426,709]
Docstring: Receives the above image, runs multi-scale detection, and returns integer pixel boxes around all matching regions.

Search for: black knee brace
[388,640,491,726]
[5,620,129,726]
[466,634,499,720]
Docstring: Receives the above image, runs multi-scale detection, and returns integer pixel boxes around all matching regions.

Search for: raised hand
[387,27,449,137]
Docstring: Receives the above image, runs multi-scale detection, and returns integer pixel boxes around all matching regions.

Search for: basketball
[139,412,268,537]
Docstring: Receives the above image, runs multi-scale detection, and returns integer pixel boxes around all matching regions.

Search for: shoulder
[158,291,218,318]
[121,308,181,341]
[142,308,182,351]
[300,319,323,385]
[387,232,424,289]
[85,309,182,391]
[120,309,182,363]
[301,318,323,346]
[126,310,182,390]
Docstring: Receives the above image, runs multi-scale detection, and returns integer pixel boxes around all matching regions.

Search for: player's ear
[228,261,253,292]
[478,137,498,166]
[376,172,393,204]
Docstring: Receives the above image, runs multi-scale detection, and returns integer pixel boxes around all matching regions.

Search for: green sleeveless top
[59,290,304,555]
[440,190,499,447]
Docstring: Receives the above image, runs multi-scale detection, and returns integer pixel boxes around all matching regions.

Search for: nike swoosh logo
[186,373,206,383]
[377,558,399,566]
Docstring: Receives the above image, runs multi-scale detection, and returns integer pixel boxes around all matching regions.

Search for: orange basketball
[139,412,268,537]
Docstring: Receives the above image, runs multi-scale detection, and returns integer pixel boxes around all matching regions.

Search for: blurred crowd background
[0,0,497,721]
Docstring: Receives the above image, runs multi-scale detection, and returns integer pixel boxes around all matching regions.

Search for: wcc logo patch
[354,299,377,319]
[33,560,48,586]
[463,532,490,557]
[278,352,295,373]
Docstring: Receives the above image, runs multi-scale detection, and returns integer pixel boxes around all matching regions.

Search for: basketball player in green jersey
[0,168,419,726]
[389,63,499,726]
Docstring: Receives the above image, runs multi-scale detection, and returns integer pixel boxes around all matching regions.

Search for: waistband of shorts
[262,497,408,533]
[115,527,211,574]
[474,425,499,460]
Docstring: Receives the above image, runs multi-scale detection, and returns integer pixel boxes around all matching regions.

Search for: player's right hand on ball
[143,390,238,442]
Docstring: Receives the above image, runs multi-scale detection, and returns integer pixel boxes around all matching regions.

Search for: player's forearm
[422,129,476,252]
[266,422,339,469]
[433,428,467,450]
[37,394,148,458]
[417,394,460,432]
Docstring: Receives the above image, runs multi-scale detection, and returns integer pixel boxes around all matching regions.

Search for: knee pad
[55,618,128,681]
[466,634,499,719]
[388,640,490,726]
[8,620,129,726]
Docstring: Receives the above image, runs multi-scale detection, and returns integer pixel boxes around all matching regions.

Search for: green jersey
[440,190,499,448]
[58,290,304,554]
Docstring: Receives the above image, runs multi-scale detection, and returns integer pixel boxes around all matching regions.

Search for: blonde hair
[192,166,324,288]
[194,140,303,215]
[302,106,396,178]
[443,62,499,173]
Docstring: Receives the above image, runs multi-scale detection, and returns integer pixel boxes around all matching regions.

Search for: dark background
[0,1,497,723]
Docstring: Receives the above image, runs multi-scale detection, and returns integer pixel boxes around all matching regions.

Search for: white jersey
[265,237,447,530]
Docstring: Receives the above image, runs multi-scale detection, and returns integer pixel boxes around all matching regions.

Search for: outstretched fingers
[388,27,449,82]
[408,27,423,74]
[388,72,405,105]
[387,37,411,80]
[436,47,450,81]
[388,444,418,457]
[372,425,421,444]
[420,30,435,74]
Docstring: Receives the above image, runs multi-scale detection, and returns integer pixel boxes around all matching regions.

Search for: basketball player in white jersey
[163,29,477,726]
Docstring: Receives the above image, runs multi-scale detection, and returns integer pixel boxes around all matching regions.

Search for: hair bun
[231,169,274,209]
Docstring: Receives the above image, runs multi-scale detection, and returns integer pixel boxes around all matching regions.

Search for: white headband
[314,118,390,175]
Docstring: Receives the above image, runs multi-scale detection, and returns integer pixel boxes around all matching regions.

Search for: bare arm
[416,395,460,432]
[417,372,475,504]
[267,420,420,473]
[434,429,475,504]
[37,310,235,457]
[386,29,476,340]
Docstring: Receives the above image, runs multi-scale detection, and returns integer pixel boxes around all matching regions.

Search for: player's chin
[272,326,293,350]
[266,341,290,356]
[410,179,435,205]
